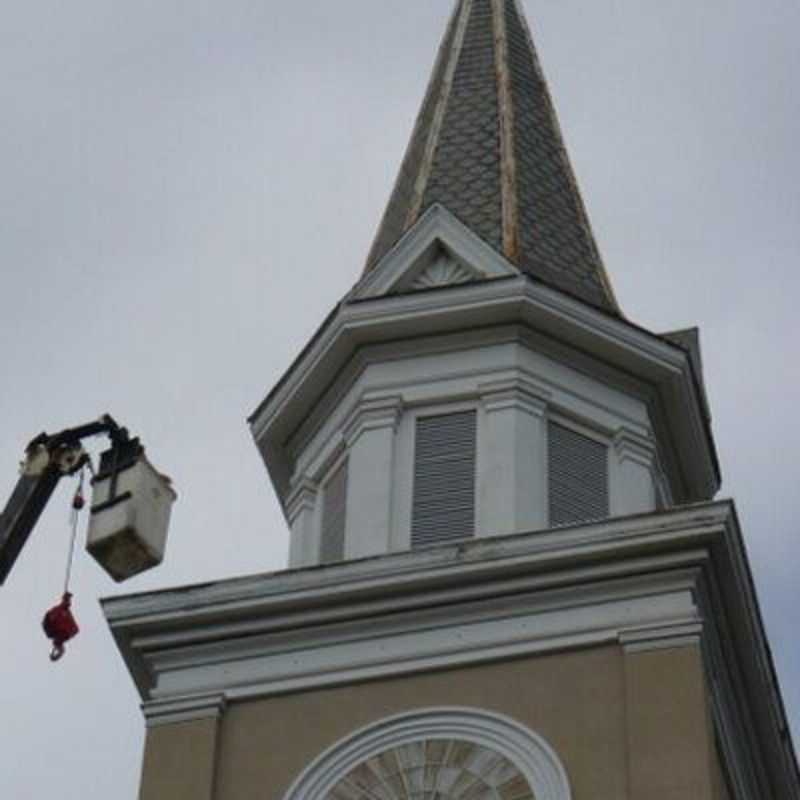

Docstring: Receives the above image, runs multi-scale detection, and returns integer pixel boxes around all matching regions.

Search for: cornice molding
[342,393,403,448]
[479,376,549,417]
[285,477,318,525]
[619,621,703,654]
[250,271,718,507]
[142,574,700,703]
[104,503,721,633]
[103,507,719,701]
[613,428,657,470]
[142,693,226,728]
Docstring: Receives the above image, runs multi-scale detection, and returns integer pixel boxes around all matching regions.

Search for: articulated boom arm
[0,415,128,585]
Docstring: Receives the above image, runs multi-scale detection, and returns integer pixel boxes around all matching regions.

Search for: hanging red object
[42,592,79,662]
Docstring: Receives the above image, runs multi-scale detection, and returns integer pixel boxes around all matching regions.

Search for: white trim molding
[354,204,519,300]
[249,254,719,511]
[613,427,656,469]
[282,329,658,564]
[478,376,549,418]
[142,693,227,728]
[410,253,477,291]
[619,621,703,654]
[286,475,322,569]
[282,708,571,800]
[285,478,318,526]
[478,376,549,535]
[610,427,659,518]
[342,393,403,449]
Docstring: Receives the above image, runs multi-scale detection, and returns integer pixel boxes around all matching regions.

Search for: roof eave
[249,276,719,508]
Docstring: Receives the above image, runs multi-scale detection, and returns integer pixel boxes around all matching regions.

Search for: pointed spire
[364,0,619,313]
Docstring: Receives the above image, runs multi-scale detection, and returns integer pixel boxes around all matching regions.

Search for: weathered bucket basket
[87,440,176,582]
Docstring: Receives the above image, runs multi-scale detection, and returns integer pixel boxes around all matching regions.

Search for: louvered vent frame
[320,459,348,564]
[411,410,477,549]
[548,421,609,527]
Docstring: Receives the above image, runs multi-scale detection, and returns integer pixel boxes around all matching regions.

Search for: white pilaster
[479,379,548,536]
[343,395,403,559]
[286,478,319,568]
[611,429,657,517]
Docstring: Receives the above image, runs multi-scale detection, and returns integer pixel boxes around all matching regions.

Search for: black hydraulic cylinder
[0,466,61,585]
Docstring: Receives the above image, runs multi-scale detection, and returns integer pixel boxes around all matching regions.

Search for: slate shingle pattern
[420,1,503,255]
[504,0,612,310]
[364,6,461,271]
[363,0,618,314]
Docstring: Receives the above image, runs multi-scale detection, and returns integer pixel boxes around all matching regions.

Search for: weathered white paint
[286,478,319,568]
[284,330,659,566]
[611,429,659,517]
[147,583,697,700]
[341,396,402,561]
[479,378,548,536]
[357,204,519,300]
[409,251,477,291]
[143,694,226,728]
[250,213,717,513]
[106,505,711,709]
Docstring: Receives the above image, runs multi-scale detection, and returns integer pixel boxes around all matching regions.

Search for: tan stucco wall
[624,646,716,800]
[139,716,218,800]
[139,643,718,800]
[215,645,628,800]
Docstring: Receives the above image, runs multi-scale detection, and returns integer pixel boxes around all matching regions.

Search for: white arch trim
[282,707,572,800]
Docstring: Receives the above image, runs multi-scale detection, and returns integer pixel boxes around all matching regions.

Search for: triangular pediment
[353,204,519,300]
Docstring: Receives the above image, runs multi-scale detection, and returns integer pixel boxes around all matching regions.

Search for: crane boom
[0,415,127,585]
[0,465,63,585]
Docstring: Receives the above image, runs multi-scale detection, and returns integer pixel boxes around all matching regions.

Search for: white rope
[62,470,85,594]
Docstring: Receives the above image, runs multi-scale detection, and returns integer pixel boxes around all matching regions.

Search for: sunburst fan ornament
[327,739,534,799]
[411,256,476,290]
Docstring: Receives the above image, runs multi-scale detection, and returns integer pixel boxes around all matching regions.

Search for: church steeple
[365,0,619,313]
[105,9,799,800]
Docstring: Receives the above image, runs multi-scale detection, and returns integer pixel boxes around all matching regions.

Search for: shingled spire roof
[364,0,619,313]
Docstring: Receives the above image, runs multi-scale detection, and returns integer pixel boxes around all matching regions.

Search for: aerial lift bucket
[87,438,176,582]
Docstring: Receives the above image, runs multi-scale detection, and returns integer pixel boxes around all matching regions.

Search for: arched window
[283,707,571,800]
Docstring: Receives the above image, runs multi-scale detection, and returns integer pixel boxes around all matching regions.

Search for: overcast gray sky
[1,1,798,797]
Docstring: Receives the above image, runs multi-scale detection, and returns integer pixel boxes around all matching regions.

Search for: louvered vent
[548,422,609,526]
[320,459,347,563]
[411,411,477,548]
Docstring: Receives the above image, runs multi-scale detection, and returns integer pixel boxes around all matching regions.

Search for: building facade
[104,2,799,798]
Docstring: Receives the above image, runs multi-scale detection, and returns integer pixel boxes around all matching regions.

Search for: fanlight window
[283,708,571,800]
[328,739,533,799]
